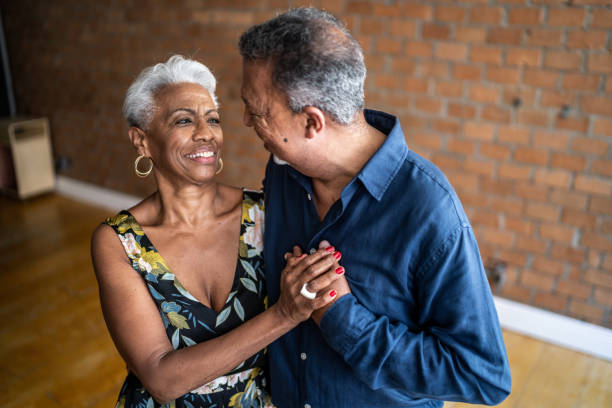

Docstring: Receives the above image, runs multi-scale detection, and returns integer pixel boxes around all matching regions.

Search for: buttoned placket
[305,179,360,253]
[295,179,361,408]
[298,324,310,408]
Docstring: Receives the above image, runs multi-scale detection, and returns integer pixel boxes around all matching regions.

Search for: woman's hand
[273,245,346,325]
[279,241,352,325]
[310,241,351,325]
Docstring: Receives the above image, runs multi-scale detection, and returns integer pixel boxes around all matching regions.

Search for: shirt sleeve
[319,225,511,405]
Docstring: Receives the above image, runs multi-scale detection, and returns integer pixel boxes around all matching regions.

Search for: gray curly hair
[238,7,366,125]
[123,55,218,129]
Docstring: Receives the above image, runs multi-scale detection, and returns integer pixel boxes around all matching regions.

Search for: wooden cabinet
[0,117,55,199]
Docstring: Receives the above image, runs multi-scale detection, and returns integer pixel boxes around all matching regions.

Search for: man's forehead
[243,59,274,82]
[241,61,275,103]
[240,81,257,105]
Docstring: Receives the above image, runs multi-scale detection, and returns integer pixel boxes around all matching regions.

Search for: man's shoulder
[365,109,461,211]
[392,149,469,226]
[402,150,453,191]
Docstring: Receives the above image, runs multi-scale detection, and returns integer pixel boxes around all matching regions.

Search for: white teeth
[187,151,215,158]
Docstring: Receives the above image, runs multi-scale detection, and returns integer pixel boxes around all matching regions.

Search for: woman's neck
[150,178,223,228]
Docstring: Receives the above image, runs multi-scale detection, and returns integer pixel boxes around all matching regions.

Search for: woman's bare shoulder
[125,193,159,225]
[217,183,246,212]
[91,219,124,259]
[219,183,244,198]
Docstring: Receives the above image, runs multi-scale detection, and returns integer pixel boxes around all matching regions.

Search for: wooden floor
[0,194,610,408]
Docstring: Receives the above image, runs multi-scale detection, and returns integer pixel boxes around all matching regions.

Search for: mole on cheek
[283,138,288,143]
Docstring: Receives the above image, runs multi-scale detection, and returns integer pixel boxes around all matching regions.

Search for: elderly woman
[91,55,348,408]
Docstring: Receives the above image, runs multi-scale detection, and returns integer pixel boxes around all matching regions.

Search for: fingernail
[335,267,344,275]
[329,290,337,298]
[325,246,335,253]
[298,254,307,260]
[333,251,341,260]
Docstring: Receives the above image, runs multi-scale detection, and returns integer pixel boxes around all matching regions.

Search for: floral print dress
[104,190,274,408]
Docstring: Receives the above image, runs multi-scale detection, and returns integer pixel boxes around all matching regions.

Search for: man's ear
[128,126,149,156]
[302,106,325,139]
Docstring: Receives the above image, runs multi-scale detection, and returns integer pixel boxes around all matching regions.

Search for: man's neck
[311,112,386,220]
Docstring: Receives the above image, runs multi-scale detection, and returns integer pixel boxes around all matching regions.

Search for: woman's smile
[184,149,216,163]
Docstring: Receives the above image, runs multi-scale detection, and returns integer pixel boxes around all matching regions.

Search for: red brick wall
[3,0,611,327]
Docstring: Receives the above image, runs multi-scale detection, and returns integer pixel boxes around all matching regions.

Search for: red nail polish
[325,246,335,253]
[333,251,341,260]
[298,254,307,260]
[329,290,337,297]
[335,267,344,275]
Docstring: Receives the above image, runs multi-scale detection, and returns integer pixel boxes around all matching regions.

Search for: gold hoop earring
[216,158,224,175]
[134,154,153,178]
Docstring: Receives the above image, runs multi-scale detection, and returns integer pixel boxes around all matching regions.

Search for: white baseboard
[55,175,142,211]
[494,296,612,361]
[54,176,612,362]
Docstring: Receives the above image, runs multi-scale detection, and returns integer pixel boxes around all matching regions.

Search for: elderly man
[239,7,511,408]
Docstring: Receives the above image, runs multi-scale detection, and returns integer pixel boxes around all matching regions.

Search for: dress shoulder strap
[102,211,153,271]
[239,189,265,260]
[103,211,144,236]
[242,189,264,210]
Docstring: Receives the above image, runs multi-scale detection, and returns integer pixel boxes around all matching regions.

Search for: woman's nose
[193,122,212,141]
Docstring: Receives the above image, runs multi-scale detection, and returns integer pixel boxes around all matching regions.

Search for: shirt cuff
[319,293,376,357]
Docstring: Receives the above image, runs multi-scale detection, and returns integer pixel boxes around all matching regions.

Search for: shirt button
[300,352,307,360]
[307,193,312,200]
[305,404,311,408]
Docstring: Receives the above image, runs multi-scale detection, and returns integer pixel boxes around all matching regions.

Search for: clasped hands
[276,241,351,325]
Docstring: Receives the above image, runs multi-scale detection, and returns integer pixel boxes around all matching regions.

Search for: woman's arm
[91,224,342,404]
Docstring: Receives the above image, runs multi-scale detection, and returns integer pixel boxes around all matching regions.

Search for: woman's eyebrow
[169,108,196,115]
[169,108,218,115]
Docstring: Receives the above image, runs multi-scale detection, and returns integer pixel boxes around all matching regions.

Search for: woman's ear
[302,106,325,139]
[128,126,148,156]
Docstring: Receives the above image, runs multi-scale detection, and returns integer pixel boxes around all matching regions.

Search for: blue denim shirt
[263,109,511,407]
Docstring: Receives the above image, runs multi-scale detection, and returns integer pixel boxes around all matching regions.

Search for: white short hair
[123,55,218,129]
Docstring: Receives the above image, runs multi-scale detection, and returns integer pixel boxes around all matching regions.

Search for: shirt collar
[357,109,408,201]
[285,109,408,201]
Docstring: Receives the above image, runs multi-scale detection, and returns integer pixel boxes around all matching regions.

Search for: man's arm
[319,225,511,405]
